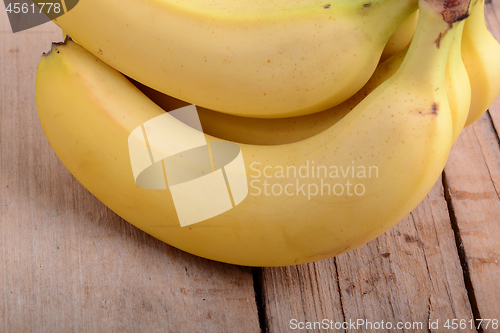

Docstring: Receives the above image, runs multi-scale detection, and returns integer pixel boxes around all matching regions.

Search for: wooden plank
[2,1,500,332]
[445,4,500,319]
[443,114,500,332]
[258,5,500,332]
[259,179,475,332]
[0,15,260,333]
[257,260,344,331]
[485,0,500,42]
[486,0,500,132]
[337,179,476,332]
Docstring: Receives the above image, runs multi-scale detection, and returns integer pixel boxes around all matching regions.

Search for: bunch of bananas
[36,0,500,266]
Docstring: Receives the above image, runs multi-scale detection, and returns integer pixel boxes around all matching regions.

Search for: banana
[134,32,470,146]
[446,20,471,143]
[52,0,417,118]
[384,0,500,128]
[37,0,466,266]
[131,49,407,145]
[381,10,419,61]
[461,0,500,126]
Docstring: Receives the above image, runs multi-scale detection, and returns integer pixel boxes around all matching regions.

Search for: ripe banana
[378,0,500,128]
[131,49,407,145]
[37,0,466,266]
[134,32,469,146]
[446,20,471,143]
[381,10,419,61]
[461,0,500,126]
[52,0,417,118]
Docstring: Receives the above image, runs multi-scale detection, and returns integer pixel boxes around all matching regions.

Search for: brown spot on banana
[415,103,439,116]
[431,102,439,114]
[435,32,443,48]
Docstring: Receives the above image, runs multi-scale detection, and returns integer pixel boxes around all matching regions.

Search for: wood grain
[0,13,259,333]
[440,6,500,328]
[443,118,500,332]
[258,4,500,332]
[259,180,476,332]
[1,1,500,332]
[257,260,344,332]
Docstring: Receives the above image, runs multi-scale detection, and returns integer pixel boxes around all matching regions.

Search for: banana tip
[43,35,72,56]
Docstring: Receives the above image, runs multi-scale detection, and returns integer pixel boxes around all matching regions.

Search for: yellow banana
[378,0,499,129]
[52,0,417,118]
[462,0,500,126]
[135,31,470,146]
[381,10,419,61]
[446,20,471,143]
[132,50,407,145]
[37,0,465,266]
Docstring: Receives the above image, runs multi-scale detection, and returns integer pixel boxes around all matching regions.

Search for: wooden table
[1,3,499,332]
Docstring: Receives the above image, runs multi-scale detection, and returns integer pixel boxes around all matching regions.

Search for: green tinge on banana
[36,0,469,266]
[52,0,418,118]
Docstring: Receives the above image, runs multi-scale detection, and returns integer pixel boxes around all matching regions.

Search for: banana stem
[425,0,471,23]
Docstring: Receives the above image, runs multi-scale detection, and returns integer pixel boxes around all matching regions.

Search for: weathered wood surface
[1,2,500,332]
[0,14,259,333]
